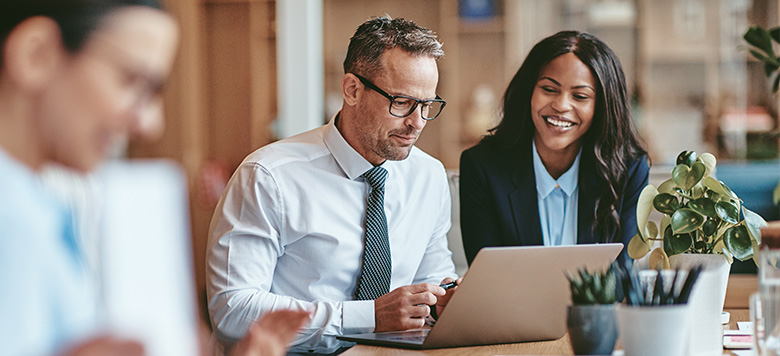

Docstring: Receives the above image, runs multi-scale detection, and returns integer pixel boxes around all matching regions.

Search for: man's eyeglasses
[354,74,446,120]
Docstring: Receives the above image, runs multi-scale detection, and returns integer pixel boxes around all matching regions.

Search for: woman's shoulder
[461,140,528,165]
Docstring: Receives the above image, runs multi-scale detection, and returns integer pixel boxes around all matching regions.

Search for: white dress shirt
[532,140,581,246]
[206,115,456,354]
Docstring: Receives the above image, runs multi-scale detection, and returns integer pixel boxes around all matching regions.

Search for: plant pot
[566,304,617,355]
[669,253,730,356]
[616,304,692,356]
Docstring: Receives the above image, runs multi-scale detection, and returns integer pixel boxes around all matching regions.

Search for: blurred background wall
[133,0,780,326]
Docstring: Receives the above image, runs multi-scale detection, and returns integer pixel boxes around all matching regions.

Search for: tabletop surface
[340,308,750,356]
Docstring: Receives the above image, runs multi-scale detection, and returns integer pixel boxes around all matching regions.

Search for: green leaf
[658,179,677,194]
[647,221,659,239]
[689,162,706,188]
[688,198,717,218]
[664,226,694,256]
[774,180,780,205]
[672,163,705,191]
[697,152,717,178]
[676,150,698,167]
[653,193,680,215]
[637,185,659,238]
[703,219,719,236]
[671,208,706,234]
[743,207,768,244]
[750,49,780,68]
[719,180,739,200]
[649,247,670,270]
[660,215,671,238]
[672,164,689,190]
[745,26,776,58]
[753,240,761,266]
[774,73,780,93]
[724,225,754,261]
[765,62,780,77]
[628,233,651,259]
[770,27,780,44]
[702,176,728,197]
[716,201,740,224]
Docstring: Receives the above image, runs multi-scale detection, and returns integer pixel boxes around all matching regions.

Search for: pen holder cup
[616,304,692,356]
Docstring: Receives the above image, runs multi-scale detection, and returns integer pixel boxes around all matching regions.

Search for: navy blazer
[459,141,649,265]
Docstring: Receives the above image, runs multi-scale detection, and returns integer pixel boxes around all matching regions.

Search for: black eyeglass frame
[353,74,446,120]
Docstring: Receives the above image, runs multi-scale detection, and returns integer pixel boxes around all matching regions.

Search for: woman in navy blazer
[460,31,649,264]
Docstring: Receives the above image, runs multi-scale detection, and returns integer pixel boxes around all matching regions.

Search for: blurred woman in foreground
[0,1,307,355]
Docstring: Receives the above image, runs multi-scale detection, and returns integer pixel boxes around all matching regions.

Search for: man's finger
[408,292,437,307]
[402,282,441,294]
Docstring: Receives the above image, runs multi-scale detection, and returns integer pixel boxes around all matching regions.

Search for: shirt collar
[532,139,581,198]
[323,112,385,180]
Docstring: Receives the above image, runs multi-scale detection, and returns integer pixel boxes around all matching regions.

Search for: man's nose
[405,105,426,131]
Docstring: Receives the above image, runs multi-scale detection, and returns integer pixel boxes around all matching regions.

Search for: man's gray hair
[343,15,443,79]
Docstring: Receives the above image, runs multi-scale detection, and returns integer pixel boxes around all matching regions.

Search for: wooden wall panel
[130,0,278,327]
[205,3,253,169]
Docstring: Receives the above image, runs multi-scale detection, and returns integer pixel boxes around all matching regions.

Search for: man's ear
[341,73,362,107]
[2,16,65,91]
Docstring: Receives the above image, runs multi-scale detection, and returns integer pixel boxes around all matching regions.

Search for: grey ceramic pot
[566,304,618,356]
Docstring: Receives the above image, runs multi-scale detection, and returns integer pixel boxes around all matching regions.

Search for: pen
[439,281,458,290]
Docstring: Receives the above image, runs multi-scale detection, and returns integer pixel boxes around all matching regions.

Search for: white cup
[616,303,692,356]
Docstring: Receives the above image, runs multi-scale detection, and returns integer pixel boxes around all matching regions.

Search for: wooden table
[341,309,751,356]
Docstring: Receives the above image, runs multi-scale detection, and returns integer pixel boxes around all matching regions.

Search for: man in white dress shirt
[206,16,459,354]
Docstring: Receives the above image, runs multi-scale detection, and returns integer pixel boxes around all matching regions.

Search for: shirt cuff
[342,300,375,334]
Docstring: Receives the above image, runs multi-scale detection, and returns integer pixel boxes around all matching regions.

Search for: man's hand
[434,277,464,318]
[230,309,311,356]
[374,283,445,332]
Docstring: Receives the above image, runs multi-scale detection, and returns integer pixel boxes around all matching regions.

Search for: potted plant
[628,150,766,267]
[565,266,618,356]
[627,150,767,355]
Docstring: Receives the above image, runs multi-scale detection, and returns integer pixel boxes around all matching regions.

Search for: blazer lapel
[509,147,544,246]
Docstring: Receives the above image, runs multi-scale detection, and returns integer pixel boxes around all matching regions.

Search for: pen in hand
[439,281,458,290]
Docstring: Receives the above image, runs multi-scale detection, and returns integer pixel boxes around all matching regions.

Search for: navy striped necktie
[354,166,391,300]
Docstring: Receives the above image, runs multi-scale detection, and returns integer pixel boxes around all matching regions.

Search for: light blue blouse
[532,141,581,246]
[0,148,97,355]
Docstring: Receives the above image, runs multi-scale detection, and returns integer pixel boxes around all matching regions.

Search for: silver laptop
[338,243,623,349]
[97,160,200,356]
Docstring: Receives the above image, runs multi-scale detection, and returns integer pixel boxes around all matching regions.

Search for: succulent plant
[566,266,618,305]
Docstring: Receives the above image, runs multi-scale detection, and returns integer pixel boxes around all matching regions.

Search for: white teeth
[545,117,574,128]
